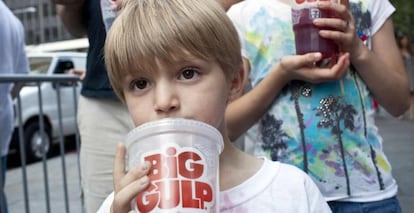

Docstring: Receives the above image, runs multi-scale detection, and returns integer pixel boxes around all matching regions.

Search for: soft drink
[125,118,223,212]
[291,0,338,59]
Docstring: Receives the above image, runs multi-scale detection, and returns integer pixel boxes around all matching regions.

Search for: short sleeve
[14,21,29,75]
[369,0,395,35]
[227,5,248,59]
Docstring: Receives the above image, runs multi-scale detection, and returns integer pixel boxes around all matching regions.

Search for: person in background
[0,1,30,213]
[97,0,337,212]
[50,0,134,212]
[225,0,409,212]
[397,33,414,120]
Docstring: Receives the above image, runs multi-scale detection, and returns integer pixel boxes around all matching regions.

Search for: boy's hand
[111,143,151,213]
[279,52,350,84]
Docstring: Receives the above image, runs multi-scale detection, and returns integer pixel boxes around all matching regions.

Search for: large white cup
[125,118,224,213]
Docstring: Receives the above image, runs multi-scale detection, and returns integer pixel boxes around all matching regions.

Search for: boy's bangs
[105,0,242,101]
[121,44,209,78]
[111,1,212,77]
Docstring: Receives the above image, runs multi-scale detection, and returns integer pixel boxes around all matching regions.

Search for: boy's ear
[228,60,248,102]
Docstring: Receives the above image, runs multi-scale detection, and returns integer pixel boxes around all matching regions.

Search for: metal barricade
[0,74,83,213]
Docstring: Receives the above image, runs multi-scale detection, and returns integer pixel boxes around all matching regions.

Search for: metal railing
[0,74,83,213]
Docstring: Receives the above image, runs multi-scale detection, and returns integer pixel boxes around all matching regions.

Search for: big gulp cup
[125,118,224,213]
[291,0,339,61]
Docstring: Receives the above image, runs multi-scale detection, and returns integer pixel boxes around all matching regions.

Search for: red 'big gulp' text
[136,146,214,212]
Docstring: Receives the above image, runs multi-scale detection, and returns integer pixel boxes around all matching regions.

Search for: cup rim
[125,118,224,153]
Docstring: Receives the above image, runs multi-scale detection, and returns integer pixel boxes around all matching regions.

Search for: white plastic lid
[125,118,224,153]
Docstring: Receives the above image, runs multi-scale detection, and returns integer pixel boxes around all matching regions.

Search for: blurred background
[391,0,414,39]
[2,0,414,47]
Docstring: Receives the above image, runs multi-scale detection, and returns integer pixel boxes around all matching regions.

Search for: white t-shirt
[98,158,331,212]
[0,1,30,156]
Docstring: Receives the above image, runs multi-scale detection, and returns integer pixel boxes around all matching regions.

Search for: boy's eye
[179,68,198,80]
[132,79,149,90]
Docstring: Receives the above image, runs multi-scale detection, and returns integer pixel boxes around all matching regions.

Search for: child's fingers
[313,1,354,33]
[318,29,348,43]
[314,18,349,32]
[112,175,150,212]
[293,52,349,84]
[115,176,150,205]
[312,52,350,82]
[113,144,151,190]
[317,1,349,19]
[281,52,323,71]
[120,161,151,188]
[113,143,127,192]
[112,143,152,212]
[327,52,350,77]
[314,12,356,53]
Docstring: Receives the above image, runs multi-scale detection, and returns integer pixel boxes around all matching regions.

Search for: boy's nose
[154,84,179,113]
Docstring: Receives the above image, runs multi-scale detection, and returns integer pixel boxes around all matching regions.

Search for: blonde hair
[105,0,242,102]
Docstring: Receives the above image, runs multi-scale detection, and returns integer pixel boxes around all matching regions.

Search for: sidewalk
[376,110,414,212]
[5,152,82,213]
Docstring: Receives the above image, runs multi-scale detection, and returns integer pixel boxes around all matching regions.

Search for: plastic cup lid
[125,118,224,153]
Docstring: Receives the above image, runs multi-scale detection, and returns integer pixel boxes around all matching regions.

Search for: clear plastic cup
[125,118,224,213]
[291,0,339,61]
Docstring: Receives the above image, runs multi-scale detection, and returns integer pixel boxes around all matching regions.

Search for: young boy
[97,0,344,212]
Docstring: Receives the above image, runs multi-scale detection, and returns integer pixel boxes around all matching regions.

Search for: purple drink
[292,7,338,59]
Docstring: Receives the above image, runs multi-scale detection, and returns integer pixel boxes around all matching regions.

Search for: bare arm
[226,53,350,141]
[51,0,86,37]
[225,58,288,141]
[316,2,410,116]
[351,19,410,116]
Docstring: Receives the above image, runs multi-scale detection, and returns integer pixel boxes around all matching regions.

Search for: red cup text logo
[136,146,214,212]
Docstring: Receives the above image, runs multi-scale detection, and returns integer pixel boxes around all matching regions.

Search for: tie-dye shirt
[227,0,398,202]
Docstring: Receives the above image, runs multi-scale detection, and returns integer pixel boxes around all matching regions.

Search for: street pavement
[376,110,414,213]
[4,109,414,213]
[5,151,82,213]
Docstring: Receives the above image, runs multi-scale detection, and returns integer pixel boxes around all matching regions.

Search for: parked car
[9,51,86,161]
